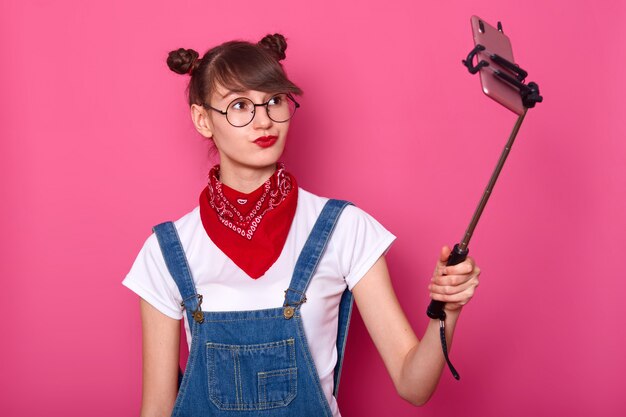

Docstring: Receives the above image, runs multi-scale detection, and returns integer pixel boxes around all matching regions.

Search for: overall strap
[284,199,352,307]
[283,199,354,397]
[152,222,204,330]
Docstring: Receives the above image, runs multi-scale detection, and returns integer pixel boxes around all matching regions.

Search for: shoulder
[296,187,384,230]
[123,207,203,320]
[296,187,328,213]
[149,206,203,246]
[171,206,203,242]
[131,207,203,273]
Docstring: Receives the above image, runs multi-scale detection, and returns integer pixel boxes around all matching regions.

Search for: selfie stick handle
[426,107,528,380]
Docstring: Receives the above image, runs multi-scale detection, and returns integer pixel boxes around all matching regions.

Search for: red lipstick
[254,135,278,148]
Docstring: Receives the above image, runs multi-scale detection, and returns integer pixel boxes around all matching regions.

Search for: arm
[139,298,181,417]
[351,246,480,406]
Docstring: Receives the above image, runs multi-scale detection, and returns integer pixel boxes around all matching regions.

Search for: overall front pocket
[206,338,297,411]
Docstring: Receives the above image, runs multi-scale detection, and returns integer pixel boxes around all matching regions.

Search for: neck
[218,162,277,194]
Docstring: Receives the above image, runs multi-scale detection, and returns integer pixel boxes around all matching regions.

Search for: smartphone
[470,16,525,115]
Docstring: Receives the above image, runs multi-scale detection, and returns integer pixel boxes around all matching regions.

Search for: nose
[252,105,272,129]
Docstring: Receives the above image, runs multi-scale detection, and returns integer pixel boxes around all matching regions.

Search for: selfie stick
[427,26,543,380]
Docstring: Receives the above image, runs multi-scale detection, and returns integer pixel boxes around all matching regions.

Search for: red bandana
[198,163,298,279]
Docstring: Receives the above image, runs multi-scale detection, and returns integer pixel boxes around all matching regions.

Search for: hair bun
[258,33,287,61]
[167,48,200,75]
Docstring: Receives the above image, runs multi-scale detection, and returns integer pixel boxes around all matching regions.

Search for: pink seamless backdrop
[2,0,625,416]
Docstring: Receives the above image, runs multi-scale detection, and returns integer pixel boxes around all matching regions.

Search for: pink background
[2,0,625,416]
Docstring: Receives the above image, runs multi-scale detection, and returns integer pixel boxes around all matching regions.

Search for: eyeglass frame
[202,93,300,128]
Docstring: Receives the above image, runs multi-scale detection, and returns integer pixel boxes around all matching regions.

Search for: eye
[267,94,284,106]
[230,99,253,112]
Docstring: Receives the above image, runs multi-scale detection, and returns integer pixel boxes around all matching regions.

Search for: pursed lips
[253,135,278,147]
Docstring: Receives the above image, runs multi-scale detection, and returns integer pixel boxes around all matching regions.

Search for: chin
[260,145,286,163]
[246,154,283,170]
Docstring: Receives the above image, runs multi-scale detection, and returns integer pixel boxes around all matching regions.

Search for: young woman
[123,33,481,417]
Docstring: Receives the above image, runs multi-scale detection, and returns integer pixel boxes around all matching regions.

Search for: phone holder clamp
[463,44,543,109]
[462,44,489,74]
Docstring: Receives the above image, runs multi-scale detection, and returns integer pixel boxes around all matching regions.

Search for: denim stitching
[206,335,218,407]
[206,338,294,351]
[295,316,332,416]
[259,368,295,378]
[257,368,297,409]
[172,320,200,416]
[205,338,297,411]
[241,348,247,408]
[258,370,266,408]
[154,223,200,314]
[202,315,284,323]
[287,201,351,310]
[169,224,198,312]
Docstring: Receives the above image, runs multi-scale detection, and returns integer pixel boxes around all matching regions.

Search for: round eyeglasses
[203,93,300,128]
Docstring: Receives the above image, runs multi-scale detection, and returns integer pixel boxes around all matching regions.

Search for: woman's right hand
[428,245,480,313]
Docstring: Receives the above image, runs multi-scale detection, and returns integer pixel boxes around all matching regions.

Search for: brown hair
[166,34,302,107]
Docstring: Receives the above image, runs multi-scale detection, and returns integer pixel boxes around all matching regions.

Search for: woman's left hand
[428,245,481,312]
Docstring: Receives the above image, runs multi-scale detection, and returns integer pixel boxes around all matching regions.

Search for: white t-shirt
[123,188,395,416]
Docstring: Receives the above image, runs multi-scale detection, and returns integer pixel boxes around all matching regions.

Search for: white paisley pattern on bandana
[206,163,293,240]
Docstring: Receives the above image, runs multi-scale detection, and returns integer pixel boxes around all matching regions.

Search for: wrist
[443,305,462,319]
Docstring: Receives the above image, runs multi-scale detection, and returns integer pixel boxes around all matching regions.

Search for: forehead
[213,85,240,100]
[212,85,272,102]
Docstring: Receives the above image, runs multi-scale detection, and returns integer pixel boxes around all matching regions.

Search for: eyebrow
[217,90,277,102]
[220,89,247,99]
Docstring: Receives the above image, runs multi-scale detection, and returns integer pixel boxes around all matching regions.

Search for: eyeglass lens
[226,94,297,127]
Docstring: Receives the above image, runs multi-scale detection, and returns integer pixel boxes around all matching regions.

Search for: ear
[191,104,213,138]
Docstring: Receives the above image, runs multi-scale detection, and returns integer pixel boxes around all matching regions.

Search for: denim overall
[153,199,354,416]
